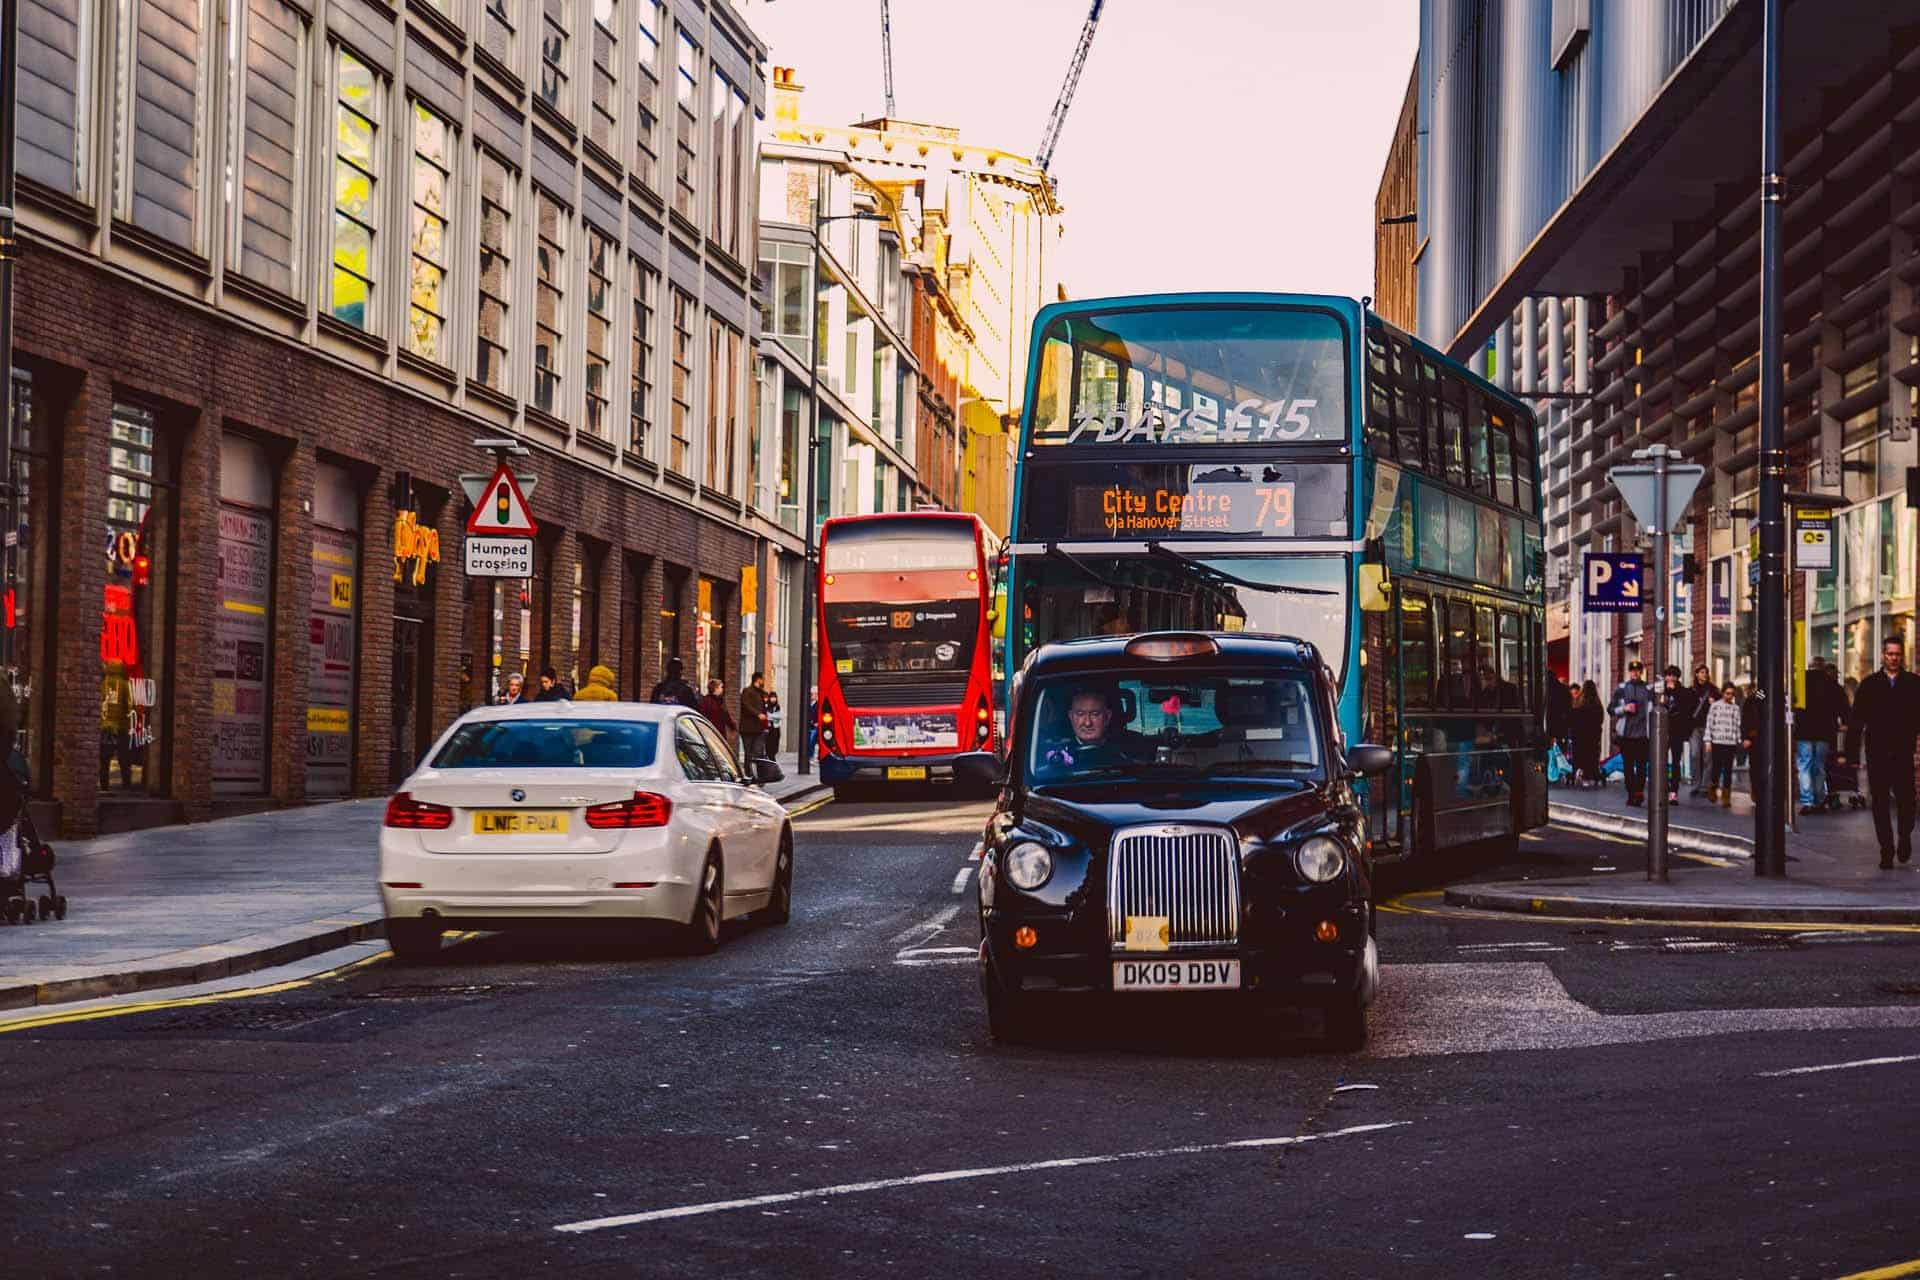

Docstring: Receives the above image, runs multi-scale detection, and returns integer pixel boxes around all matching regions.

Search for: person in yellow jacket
[100,660,134,788]
[572,664,619,702]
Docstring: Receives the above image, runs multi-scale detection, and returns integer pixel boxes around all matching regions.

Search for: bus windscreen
[1027,306,1349,449]
[823,600,981,679]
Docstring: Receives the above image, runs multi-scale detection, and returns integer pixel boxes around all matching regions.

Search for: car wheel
[683,853,723,954]
[763,829,793,926]
[387,920,443,965]
[1324,992,1369,1053]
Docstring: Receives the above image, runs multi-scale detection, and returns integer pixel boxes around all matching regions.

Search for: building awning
[1446,0,1905,362]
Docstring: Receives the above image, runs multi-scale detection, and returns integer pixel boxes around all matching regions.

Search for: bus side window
[1510,406,1540,514]
[1443,598,1474,708]
[1434,366,1467,490]
[1489,411,1517,508]
[1497,610,1525,712]
[1366,331,1394,459]
[1473,604,1498,709]
[1392,339,1425,469]
[1401,591,1433,711]
[1466,391,1490,497]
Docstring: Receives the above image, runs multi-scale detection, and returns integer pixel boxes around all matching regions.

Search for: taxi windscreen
[432,720,661,768]
[1027,672,1325,782]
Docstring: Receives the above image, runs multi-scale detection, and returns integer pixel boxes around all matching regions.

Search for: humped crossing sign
[464,462,538,577]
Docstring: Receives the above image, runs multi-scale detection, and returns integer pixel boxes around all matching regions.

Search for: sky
[738,0,1419,302]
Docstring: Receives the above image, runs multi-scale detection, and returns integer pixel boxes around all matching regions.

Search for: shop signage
[393,510,440,585]
[1581,551,1643,612]
[465,535,534,577]
[1792,509,1832,570]
[213,504,272,792]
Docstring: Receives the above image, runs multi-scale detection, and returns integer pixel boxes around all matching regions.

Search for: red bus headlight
[584,792,674,829]
[384,792,453,830]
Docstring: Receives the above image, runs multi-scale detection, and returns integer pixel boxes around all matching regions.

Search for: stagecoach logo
[511,788,526,802]
[1059,400,1320,446]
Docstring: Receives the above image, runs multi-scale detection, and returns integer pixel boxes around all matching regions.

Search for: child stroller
[0,750,63,923]
[1824,757,1868,811]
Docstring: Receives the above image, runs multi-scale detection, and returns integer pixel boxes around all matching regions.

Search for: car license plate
[1113,959,1241,991]
[886,766,928,781]
[472,811,569,835]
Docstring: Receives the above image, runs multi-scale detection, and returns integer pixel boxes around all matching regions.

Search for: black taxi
[971,631,1392,1048]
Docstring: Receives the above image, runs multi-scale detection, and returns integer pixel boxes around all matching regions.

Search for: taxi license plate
[472,811,569,835]
[1113,959,1241,992]
[886,766,928,781]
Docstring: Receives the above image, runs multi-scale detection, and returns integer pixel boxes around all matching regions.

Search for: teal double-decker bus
[1004,293,1547,859]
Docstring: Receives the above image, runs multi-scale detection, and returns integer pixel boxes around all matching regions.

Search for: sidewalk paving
[0,754,827,1010]
[1448,780,1920,924]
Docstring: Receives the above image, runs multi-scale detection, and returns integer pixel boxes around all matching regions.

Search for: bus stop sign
[1582,552,1644,612]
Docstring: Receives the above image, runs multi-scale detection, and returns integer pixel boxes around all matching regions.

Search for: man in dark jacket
[1609,662,1653,806]
[648,656,700,708]
[1794,659,1848,812]
[1844,637,1920,868]
[1661,666,1694,803]
[738,672,770,765]
[534,665,572,701]
[1686,664,1720,796]
[1546,675,1573,752]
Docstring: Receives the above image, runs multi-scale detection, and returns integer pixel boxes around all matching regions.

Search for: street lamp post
[1754,0,1788,876]
[795,200,888,776]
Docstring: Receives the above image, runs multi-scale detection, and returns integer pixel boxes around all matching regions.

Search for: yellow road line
[1829,1259,1920,1280]
[788,792,834,819]
[1379,890,1920,935]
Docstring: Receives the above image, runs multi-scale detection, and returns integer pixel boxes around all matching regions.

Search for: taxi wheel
[387,920,443,965]
[763,831,793,926]
[683,854,723,954]
[1324,994,1369,1053]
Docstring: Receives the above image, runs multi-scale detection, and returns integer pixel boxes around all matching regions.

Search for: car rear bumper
[378,828,696,925]
[380,880,700,925]
[821,751,968,783]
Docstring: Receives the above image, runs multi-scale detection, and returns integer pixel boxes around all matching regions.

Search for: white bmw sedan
[379,702,793,962]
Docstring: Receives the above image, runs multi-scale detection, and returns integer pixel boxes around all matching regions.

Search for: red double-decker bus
[817,512,999,798]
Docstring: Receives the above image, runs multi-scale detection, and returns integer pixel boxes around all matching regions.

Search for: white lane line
[886,904,961,948]
[969,844,983,861]
[553,1121,1410,1234]
[1758,1053,1920,1078]
[951,866,974,894]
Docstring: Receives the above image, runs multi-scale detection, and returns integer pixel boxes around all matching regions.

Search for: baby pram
[1824,757,1868,811]
[0,751,63,923]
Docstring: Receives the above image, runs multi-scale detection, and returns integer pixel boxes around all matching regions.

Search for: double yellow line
[1380,889,1920,935]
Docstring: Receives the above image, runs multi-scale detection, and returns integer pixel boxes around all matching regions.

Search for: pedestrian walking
[1660,665,1692,803]
[739,672,771,765]
[573,664,619,702]
[1574,680,1605,786]
[1843,637,1920,868]
[805,684,820,760]
[1546,673,1573,756]
[1609,661,1653,806]
[534,666,572,701]
[764,687,784,758]
[648,656,700,708]
[497,671,528,705]
[1686,664,1719,796]
[1794,659,1847,813]
[698,679,737,748]
[1703,683,1742,807]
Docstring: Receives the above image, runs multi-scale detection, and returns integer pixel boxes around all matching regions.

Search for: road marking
[1456,942,1565,953]
[951,867,974,894]
[1757,1053,1920,1079]
[552,1121,1411,1234]
[1379,890,1920,935]
[1829,1259,1920,1280]
[787,793,834,819]
[887,904,960,947]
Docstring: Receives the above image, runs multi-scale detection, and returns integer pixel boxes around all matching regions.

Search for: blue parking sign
[1582,551,1644,612]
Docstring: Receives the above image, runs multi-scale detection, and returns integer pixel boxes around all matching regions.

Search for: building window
[707,67,730,247]
[706,317,740,494]
[231,0,308,297]
[674,35,699,222]
[630,259,658,455]
[633,0,661,188]
[407,103,454,364]
[475,150,513,391]
[482,0,514,66]
[728,83,748,258]
[330,48,380,331]
[539,0,569,114]
[585,227,614,441]
[779,383,804,533]
[670,288,695,474]
[533,192,566,415]
[114,0,206,248]
[588,0,617,153]
[104,403,172,796]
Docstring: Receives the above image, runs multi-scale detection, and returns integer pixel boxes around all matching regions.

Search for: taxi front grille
[1105,826,1241,949]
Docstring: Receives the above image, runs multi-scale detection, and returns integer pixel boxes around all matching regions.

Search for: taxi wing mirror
[1356,563,1392,613]
[1347,744,1394,778]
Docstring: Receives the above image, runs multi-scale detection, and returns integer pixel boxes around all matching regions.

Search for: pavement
[0,752,828,1011]
[1449,777,1920,924]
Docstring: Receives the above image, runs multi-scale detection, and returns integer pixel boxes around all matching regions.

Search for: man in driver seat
[1047,685,1151,770]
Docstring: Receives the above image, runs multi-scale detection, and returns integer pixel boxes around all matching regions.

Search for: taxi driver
[1045,686,1147,771]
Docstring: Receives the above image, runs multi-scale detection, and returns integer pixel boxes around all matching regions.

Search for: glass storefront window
[103,403,172,796]
[215,434,275,796]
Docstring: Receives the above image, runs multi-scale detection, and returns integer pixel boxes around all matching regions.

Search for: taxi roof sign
[466,462,538,536]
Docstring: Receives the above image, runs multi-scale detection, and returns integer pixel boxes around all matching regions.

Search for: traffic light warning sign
[465,463,539,537]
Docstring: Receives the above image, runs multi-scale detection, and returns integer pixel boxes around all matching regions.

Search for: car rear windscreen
[431,720,660,768]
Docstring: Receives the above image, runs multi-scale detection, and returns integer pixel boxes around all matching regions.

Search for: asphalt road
[5,802,1920,1279]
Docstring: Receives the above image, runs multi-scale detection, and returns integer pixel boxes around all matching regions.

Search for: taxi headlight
[1294,836,1347,883]
[1004,841,1054,891]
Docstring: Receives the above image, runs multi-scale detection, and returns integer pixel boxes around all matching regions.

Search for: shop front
[390,478,443,785]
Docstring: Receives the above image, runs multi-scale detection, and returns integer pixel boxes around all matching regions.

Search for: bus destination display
[1078,480,1295,536]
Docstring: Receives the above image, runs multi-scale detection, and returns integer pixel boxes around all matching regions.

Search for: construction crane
[880,0,897,118]
[1035,0,1105,172]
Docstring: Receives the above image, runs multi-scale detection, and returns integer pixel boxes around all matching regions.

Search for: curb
[1442,883,1920,925]
[1548,800,1754,860]
[0,783,839,1013]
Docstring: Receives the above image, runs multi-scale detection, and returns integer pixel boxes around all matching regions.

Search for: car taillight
[384,792,453,830]
[584,792,673,829]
